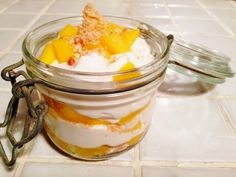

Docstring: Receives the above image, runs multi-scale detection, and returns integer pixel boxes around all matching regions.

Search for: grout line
[27,158,133,166]
[13,144,32,177]
[162,0,182,35]
[178,162,236,168]
[23,157,236,168]
[176,32,235,38]
[195,0,235,37]
[141,160,178,167]
[139,2,165,7]
[216,97,236,134]
[44,12,81,16]
[133,145,141,177]
[0,28,23,31]
[4,12,41,15]
[216,95,236,100]
[0,0,19,14]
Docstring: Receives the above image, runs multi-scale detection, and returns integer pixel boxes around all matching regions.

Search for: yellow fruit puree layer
[44,122,145,159]
[44,95,149,132]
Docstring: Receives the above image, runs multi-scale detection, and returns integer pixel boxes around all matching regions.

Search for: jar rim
[22,16,169,76]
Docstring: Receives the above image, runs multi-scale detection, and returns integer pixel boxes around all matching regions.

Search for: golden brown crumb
[77,3,107,45]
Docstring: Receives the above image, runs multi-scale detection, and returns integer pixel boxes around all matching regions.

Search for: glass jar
[22,17,170,160]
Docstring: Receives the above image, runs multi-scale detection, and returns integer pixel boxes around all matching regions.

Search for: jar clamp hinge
[0,59,48,167]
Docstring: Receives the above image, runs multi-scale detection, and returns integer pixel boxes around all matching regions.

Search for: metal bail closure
[168,38,235,84]
[0,59,48,167]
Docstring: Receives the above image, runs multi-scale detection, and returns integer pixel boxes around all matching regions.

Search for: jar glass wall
[22,16,170,160]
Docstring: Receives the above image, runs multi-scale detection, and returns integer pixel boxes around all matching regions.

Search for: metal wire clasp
[0,59,48,167]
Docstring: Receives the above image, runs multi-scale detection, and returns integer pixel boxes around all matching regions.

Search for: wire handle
[0,59,47,167]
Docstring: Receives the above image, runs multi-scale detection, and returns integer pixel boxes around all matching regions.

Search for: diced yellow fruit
[84,42,102,50]
[122,29,140,46]
[101,34,129,54]
[39,44,55,64]
[59,24,79,38]
[119,61,136,71]
[51,39,74,63]
[106,22,125,34]
[113,61,141,82]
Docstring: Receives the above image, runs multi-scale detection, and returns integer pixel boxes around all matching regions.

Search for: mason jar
[22,16,171,160]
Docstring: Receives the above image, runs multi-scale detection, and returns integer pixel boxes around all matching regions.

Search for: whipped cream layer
[44,101,154,148]
[52,37,154,72]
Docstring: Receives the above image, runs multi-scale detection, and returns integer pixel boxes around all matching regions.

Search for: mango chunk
[113,61,141,82]
[51,39,74,63]
[119,61,136,71]
[39,44,55,64]
[59,24,79,38]
[101,28,140,55]
[101,34,129,54]
[122,29,140,46]
[106,22,124,34]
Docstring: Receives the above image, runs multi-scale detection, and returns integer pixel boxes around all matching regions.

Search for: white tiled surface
[0,0,236,177]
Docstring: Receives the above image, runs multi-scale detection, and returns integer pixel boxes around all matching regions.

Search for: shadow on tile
[158,69,215,97]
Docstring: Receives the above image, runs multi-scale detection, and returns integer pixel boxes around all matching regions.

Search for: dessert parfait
[26,3,169,160]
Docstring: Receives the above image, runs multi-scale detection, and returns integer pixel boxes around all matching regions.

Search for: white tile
[0,91,30,159]
[209,8,236,20]
[31,14,66,29]
[55,0,90,2]
[5,2,49,13]
[46,2,89,14]
[0,91,12,121]
[111,149,135,161]
[0,162,17,177]
[0,53,22,69]
[221,20,236,35]
[0,30,20,51]
[142,17,177,33]
[92,2,130,16]
[140,97,236,161]
[10,34,26,52]
[0,14,35,28]
[142,166,236,177]
[138,0,164,4]
[216,78,236,97]
[169,7,210,19]
[166,0,200,7]
[47,2,130,16]
[175,19,229,35]
[0,53,22,89]
[129,4,169,18]
[0,1,12,11]
[199,0,235,8]
[0,91,17,156]
[18,0,51,1]
[21,163,134,177]
[29,130,72,159]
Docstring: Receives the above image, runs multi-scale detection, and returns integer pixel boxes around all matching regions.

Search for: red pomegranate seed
[67,58,76,66]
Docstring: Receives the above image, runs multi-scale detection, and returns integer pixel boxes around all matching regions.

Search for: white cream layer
[52,37,154,72]
[44,103,153,148]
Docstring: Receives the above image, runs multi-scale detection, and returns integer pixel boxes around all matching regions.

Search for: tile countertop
[0,0,236,176]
